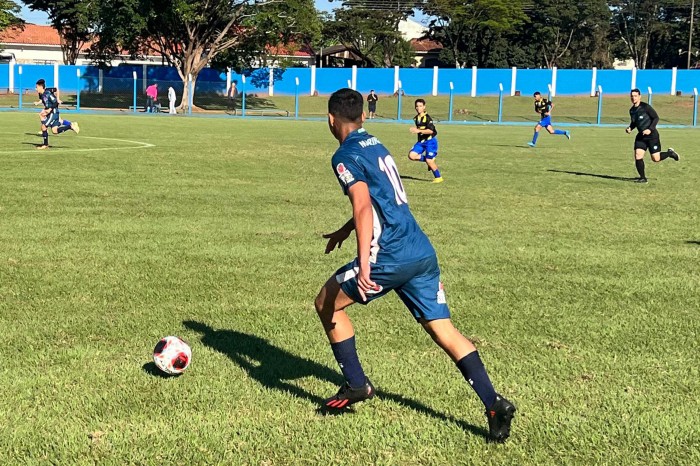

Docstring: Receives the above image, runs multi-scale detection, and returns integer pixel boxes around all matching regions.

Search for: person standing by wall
[168,86,177,115]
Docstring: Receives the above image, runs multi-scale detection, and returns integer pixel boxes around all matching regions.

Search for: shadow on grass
[400,175,433,183]
[183,320,489,439]
[142,361,182,379]
[547,169,638,182]
[686,241,700,245]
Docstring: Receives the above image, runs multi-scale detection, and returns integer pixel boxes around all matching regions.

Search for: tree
[91,0,316,110]
[0,0,22,33]
[323,2,416,67]
[422,0,527,68]
[609,0,672,69]
[24,0,96,64]
[517,0,611,68]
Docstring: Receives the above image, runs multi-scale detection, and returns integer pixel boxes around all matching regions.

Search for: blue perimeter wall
[1,64,698,96]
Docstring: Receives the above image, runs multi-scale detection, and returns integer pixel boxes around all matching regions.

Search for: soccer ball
[153,336,192,375]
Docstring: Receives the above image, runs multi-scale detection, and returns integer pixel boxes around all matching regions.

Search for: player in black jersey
[626,89,679,183]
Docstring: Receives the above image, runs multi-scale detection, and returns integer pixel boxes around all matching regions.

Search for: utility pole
[691,0,696,69]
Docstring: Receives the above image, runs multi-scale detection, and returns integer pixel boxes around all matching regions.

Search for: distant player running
[408,99,443,183]
[527,91,569,147]
[35,79,80,150]
[625,88,679,183]
[316,88,515,443]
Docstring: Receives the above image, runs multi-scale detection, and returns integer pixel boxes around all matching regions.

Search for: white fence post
[631,66,637,90]
[53,63,59,89]
[590,67,597,97]
[551,66,557,97]
[471,66,477,97]
[8,57,14,93]
[511,66,517,96]
[98,69,103,93]
[394,66,400,94]
[432,66,438,96]
[351,65,357,90]
[310,65,316,96]
[269,68,274,96]
[671,67,677,95]
[226,68,231,96]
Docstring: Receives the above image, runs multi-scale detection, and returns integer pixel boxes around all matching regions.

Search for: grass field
[0,112,698,465]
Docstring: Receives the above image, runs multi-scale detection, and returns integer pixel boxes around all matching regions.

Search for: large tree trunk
[174,44,208,112]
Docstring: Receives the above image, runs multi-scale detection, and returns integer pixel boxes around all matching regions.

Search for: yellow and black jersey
[534,99,552,118]
[413,113,437,142]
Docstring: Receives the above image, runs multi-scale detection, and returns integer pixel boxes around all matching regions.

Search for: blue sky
[18,1,426,26]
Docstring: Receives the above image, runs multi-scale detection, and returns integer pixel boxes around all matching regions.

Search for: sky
[18,0,428,26]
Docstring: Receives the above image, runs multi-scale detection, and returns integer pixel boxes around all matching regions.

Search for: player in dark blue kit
[35,79,80,150]
[527,91,569,147]
[315,88,515,443]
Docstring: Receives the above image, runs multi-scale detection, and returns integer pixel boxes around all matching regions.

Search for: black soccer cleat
[668,148,680,161]
[486,395,516,443]
[635,177,648,184]
[323,378,375,410]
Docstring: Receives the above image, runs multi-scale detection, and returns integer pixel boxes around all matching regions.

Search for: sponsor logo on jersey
[336,163,355,185]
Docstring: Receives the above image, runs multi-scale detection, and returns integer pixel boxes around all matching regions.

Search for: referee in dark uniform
[626,88,679,183]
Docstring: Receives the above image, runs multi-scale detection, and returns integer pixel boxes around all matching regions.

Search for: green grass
[0,113,698,465]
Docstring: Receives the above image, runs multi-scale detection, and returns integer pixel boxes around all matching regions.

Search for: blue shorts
[538,116,552,127]
[42,112,61,128]
[410,139,438,161]
[334,255,450,321]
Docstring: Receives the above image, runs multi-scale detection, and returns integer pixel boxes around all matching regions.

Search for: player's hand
[322,229,351,254]
[625,127,632,134]
[409,127,420,134]
[642,129,651,135]
[356,263,379,302]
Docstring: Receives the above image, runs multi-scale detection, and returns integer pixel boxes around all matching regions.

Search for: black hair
[36,79,46,87]
[415,98,426,106]
[630,88,641,95]
[328,88,363,122]
[533,91,541,97]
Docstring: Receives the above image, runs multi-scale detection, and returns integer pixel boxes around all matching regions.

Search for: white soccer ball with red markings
[153,336,192,375]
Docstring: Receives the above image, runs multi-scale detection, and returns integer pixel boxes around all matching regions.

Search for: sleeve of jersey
[647,105,660,130]
[331,151,367,195]
[426,116,437,134]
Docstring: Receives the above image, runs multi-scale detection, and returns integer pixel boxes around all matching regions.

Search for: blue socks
[432,169,441,178]
[42,130,48,145]
[554,129,566,135]
[532,131,539,144]
[457,352,498,408]
[331,336,367,388]
[57,120,72,134]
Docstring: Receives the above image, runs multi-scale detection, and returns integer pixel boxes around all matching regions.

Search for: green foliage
[0,0,22,32]
[24,0,96,64]
[324,6,416,67]
[424,0,527,67]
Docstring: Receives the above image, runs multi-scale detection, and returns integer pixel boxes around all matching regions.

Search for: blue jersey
[331,128,435,265]
[40,89,59,110]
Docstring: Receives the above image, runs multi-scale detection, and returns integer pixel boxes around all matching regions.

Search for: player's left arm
[646,105,660,133]
[347,181,377,301]
[545,101,553,116]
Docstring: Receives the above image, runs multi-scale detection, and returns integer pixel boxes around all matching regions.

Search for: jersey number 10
[378,155,408,206]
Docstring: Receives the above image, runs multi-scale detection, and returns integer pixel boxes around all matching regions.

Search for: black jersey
[629,102,659,133]
[413,113,437,142]
[534,98,552,118]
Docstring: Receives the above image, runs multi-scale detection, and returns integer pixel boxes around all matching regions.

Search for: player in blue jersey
[408,99,443,183]
[35,79,80,150]
[527,91,569,147]
[315,88,515,442]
